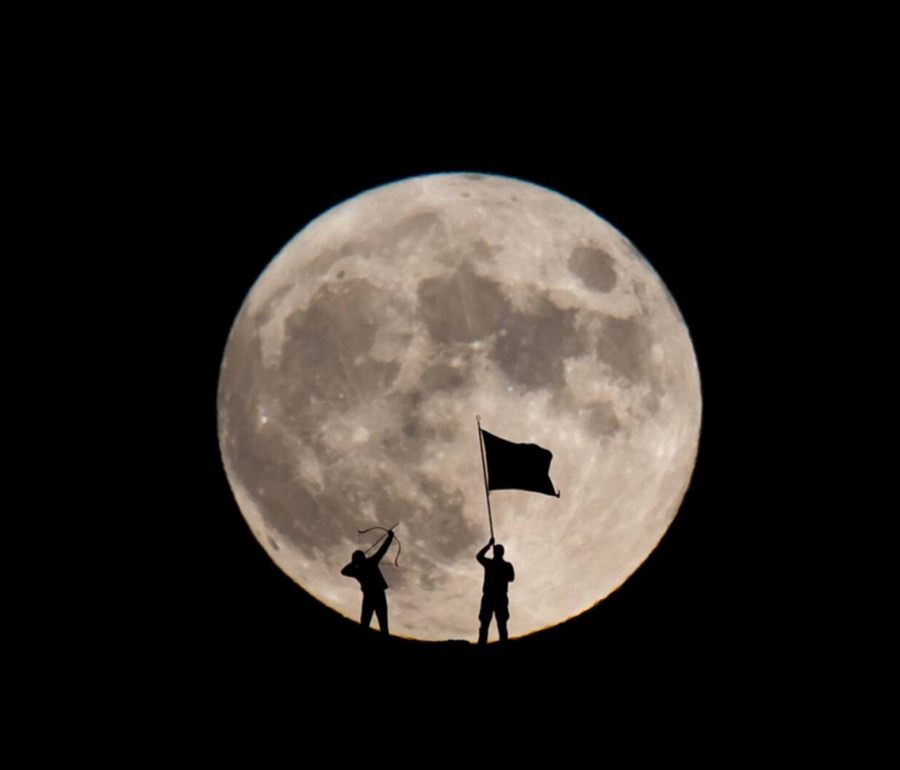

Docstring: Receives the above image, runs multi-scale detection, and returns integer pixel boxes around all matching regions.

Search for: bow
[357,522,402,567]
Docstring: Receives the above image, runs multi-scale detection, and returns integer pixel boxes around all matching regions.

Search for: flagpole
[476,415,495,542]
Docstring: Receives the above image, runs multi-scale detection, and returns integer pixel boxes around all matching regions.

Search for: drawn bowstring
[357,523,402,567]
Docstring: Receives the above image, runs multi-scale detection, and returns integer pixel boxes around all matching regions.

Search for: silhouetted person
[341,530,394,634]
[476,537,515,644]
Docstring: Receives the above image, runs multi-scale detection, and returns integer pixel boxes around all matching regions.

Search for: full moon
[217,173,701,642]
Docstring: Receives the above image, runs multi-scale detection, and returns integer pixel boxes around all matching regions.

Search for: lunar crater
[569,245,619,292]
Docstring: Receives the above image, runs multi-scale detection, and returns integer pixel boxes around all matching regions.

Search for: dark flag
[480,428,560,498]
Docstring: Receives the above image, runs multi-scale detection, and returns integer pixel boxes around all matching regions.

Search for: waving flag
[480,427,560,498]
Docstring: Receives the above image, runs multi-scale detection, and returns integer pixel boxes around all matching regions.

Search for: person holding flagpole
[476,536,515,644]
[475,415,558,644]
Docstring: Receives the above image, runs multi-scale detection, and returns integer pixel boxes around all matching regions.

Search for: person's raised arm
[371,530,394,564]
[476,537,494,566]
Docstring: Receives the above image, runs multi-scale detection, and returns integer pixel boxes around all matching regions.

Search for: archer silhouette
[476,537,515,644]
[341,529,394,634]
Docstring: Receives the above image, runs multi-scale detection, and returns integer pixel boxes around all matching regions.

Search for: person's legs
[361,594,375,628]
[478,596,493,644]
[374,592,389,634]
[496,599,510,642]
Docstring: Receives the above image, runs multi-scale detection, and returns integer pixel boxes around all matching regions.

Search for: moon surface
[217,173,701,642]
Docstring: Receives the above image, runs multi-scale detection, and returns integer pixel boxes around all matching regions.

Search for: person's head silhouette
[493,544,505,559]
[351,550,366,565]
